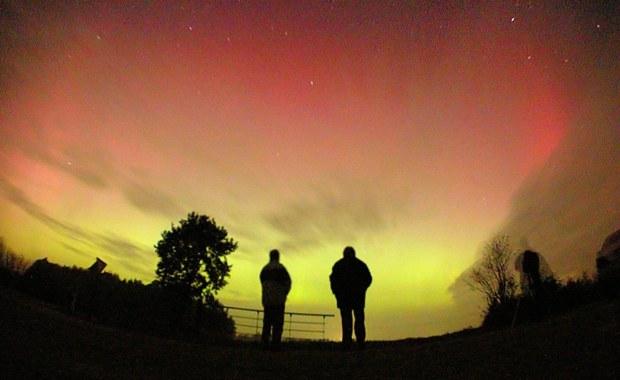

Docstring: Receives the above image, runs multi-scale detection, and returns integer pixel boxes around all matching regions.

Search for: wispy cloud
[58,144,113,189]
[98,233,151,261]
[0,176,95,243]
[0,176,155,278]
[7,124,184,219]
[7,121,113,190]
[264,186,409,253]
[121,179,185,219]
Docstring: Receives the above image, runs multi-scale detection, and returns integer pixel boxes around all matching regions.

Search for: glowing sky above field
[1,1,618,340]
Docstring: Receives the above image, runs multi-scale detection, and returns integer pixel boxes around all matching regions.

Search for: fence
[223,306,335,341]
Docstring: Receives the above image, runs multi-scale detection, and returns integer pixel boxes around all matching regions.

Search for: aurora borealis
[1,1,618,340]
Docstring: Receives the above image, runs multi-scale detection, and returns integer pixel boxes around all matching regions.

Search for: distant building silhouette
[89,257,107,274]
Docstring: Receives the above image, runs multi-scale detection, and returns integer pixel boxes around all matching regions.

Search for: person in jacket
[329,246,372,349]
[260,249,291,351]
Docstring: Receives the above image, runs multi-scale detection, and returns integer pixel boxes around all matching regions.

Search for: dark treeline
[468,234,613,330]
[2,255,235,341]
[483,274,603,328]
[0,235,613,340]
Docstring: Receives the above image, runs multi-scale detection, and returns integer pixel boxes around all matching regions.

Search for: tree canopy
[155,212,237,305]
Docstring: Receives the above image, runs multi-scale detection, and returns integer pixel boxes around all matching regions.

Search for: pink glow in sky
[1,1,618,340]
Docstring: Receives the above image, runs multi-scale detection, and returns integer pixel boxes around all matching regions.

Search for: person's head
[270,249,280,262]
[343,246,355,258]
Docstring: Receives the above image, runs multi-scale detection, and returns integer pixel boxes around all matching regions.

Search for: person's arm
[284,268,292,294]
[364,264,372,289]
[330,264,340,295]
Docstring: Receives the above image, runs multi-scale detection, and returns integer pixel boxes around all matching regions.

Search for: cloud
[0,176,155,278]
[34,145,184,220]
[448,96,620,306]
[0,176,94,243]
[23,140,184,219]
[264,185,409,253]
[121,179,185,219]
[98,234,151,261]
[58,145,113,189]
[498,113,620,276]
[4,119,113,190]
[10,130,186,220]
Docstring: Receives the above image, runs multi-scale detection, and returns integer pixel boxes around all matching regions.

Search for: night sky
[1,1,618,340]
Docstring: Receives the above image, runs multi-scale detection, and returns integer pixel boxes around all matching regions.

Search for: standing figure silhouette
[260,249,291,351]
[330,246,372,350]
[522,250,542,297]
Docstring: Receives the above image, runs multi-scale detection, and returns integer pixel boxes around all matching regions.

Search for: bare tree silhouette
[467,235,517,311]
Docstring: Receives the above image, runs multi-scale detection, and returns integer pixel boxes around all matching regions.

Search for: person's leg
[353,307,366,346]
[272,304,285,349]
[340,308,353,347]
[261,307,273,348]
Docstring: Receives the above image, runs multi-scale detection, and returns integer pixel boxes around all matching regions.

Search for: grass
[1,284,619,379]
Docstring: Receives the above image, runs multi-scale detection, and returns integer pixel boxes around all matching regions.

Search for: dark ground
[1,285,619,379]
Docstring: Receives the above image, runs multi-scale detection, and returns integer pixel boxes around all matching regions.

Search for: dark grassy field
[1,285,619,379]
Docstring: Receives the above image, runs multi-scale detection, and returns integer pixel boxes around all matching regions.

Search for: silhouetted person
[330,246,372,350]
[522,250,542,297]
[260,249,291,351]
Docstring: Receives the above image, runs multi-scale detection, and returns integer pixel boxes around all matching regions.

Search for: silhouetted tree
[0,237,29,285]
[467,235,517,311]
[155,212,237,307]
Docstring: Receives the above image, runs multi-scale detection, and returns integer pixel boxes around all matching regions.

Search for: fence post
[255,310,260,340]
[288,312,292,340]
[223,306,334,341]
